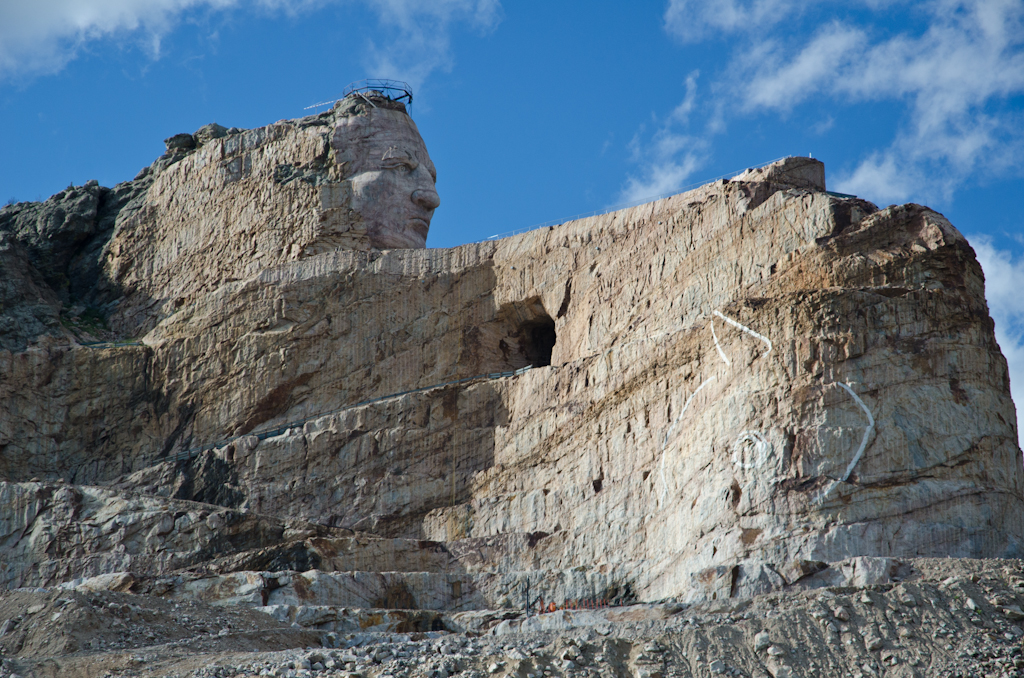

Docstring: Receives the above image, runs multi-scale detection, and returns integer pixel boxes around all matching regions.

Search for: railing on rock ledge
[76,339,142,349]
[165,364,535,465]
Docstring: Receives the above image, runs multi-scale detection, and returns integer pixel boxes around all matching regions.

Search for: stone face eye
[381,152,418,172]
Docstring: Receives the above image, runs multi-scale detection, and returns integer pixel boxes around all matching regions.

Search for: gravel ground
[3,559,1024,678]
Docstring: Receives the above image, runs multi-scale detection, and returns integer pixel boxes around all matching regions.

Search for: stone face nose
[412,189,440,210]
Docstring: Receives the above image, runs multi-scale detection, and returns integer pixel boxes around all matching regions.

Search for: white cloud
[361,0,503,86]
[0,0,501,85]
[720,0,1024,204]
[619,139,703,205]
[663,0,908,43]
[663,0,808,43]
[670,70,699,124]
[0,0,235,79]
[742,23,866,110]
[834,151,919,206]
[972,237,1024,449]
[619,70,706,204]
[366,0,500,32]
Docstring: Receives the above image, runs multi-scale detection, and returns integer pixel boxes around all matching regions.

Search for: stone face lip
[0,147,1022,634]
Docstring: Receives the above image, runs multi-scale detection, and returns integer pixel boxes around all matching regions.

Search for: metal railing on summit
[304,79,415,115]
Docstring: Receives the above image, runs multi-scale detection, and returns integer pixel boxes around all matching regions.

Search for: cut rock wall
[0,155,1021,609]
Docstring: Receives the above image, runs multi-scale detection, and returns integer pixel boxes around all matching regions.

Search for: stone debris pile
[2,559,1024,676]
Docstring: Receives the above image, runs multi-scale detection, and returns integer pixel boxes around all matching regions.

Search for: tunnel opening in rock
[521,315,556,367]
[484,296,559,372]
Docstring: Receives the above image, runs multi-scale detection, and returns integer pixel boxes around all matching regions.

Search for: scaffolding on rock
[342,79,413,106]
[304,79,415,114]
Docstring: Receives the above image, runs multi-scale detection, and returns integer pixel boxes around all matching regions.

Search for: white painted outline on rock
[710,321,731,366]
[659,376,716,505]
[712,310,773,359]
[731,430,773,470]
[658,310,776,506]
[815,382,876,504]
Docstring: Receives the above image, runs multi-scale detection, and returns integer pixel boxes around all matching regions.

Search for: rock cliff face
[1,97,1022,656]
[105,95,438,337]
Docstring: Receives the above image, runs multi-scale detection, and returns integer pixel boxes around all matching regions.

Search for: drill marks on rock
[814,381,876,505]
[659,377,717,506]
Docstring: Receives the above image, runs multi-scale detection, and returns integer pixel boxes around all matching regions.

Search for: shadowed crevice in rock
[0,143,195,351]
[237,372,317,437]
[491,296,558,370]
[169,451,246,509]
[374,581,417,610]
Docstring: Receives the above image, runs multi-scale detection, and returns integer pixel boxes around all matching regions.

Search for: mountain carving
[1,95,1022,676]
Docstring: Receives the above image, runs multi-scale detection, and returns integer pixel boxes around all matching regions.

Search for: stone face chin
[0,147,1022,628]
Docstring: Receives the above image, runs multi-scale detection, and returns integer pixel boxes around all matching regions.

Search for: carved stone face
[333,107,440,249]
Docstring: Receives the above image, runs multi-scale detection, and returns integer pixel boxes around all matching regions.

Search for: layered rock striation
[1,96,1021,638]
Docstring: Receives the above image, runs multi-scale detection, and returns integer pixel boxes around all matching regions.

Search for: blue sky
[2,0,1024,435]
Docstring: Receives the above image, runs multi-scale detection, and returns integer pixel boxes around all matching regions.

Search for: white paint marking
[712,310,773,358]
[654,311,773,507]
[731,430,772,470]
[835,382,875,482]
[815,382,876,504]
[710,320,731,366]
[659,376,716,505]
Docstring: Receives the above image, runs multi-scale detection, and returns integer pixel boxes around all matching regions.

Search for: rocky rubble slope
[3,558,1024,677]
